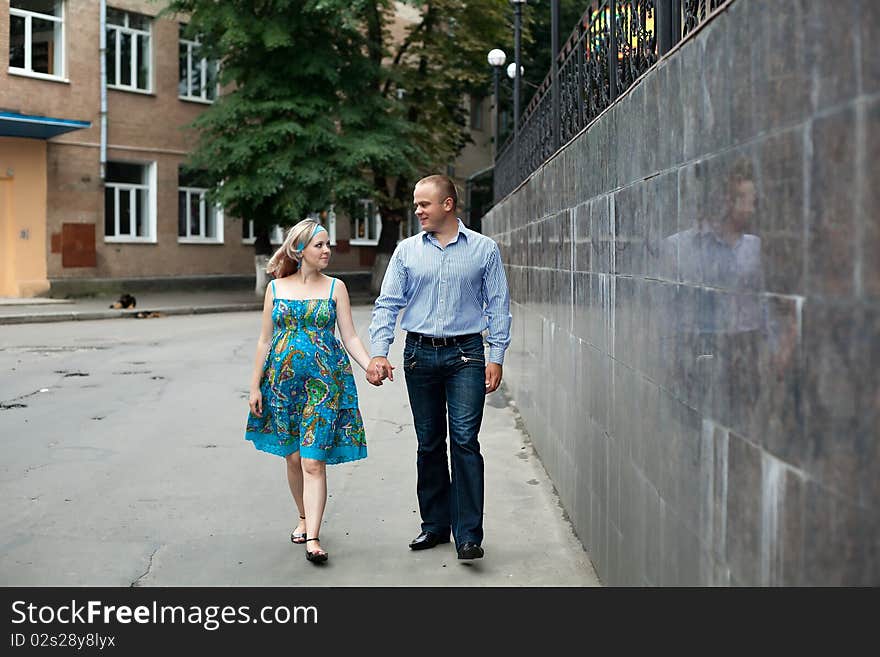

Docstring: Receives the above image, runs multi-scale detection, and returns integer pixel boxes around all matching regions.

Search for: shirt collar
[692,226,747,251]
[422,218,469,246]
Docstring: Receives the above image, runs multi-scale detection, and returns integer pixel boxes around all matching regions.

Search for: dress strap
[270,279,276,300]
[328,278,336,301]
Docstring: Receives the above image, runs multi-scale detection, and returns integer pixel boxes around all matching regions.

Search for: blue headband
[297,224,327,251]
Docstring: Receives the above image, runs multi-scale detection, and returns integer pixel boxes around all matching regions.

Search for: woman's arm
[334,280,372,372]
[248,284,275,416]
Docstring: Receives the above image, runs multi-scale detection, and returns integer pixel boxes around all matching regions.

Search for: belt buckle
[431,336,446,347]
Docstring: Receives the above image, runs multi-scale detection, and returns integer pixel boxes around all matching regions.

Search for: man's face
[413,182,452,232]
[730,179,756,230]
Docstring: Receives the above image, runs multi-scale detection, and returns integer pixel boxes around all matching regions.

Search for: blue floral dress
[244,278,367,464]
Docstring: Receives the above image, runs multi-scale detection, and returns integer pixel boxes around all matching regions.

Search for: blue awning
[0,111,90,140]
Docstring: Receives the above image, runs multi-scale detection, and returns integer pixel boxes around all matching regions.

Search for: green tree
[164,1,512,286]
[165,0,417,251]
[368,1,511,258]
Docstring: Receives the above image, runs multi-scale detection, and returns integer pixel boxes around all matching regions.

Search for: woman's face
[301,229,331,270]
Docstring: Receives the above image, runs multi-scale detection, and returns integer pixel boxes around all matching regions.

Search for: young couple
[244,175,511,565]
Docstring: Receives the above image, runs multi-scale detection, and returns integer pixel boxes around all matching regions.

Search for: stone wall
[482,0,878,585]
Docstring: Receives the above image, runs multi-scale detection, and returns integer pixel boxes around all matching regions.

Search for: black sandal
[291,515,306,544]
[305,538,328,564]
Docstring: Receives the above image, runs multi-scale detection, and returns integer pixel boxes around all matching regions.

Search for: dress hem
[244,432,367,464]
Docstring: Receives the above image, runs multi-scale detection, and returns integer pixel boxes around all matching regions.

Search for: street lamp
[510,0,527,178]
[487,48,506,160]
[506,63,524,81]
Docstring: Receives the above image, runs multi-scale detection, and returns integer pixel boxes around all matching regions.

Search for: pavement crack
[130,545,161,588]
[231,341,249,360]
[2,389,44,406]
[367,418,411,434]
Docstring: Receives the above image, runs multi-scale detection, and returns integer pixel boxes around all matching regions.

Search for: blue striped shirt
[369,219,512,364]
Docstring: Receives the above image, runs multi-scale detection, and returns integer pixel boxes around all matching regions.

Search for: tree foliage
[164,0,511,254]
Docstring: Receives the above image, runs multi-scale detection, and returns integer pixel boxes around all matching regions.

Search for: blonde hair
[266,218,327,278]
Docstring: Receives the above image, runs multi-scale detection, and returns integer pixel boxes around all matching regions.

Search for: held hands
[248,388,263,417]
[485,362,503,394]
[366,357,395,386]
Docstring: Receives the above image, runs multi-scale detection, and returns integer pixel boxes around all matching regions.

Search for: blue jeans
[403,333,487,548]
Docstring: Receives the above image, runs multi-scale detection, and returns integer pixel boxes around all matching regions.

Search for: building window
[350,199,381,246]
[104,161,156,242]
[9,0,65,79]
[178,168,222,243]
[106,8,151,92]
[178,25,217,103]
[469,95,484,131]
[401,208,418,241]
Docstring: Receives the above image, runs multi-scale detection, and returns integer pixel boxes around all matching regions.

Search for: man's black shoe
[408,531,449,550]
[457,542,484,560]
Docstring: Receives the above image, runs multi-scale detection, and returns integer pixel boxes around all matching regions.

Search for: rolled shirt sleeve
[369,247,407,358]
[483,244,512,365]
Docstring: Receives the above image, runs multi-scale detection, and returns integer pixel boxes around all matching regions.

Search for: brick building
[0,1,492,297]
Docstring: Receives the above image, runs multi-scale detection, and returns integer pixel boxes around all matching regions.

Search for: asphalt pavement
[0,301,600,586]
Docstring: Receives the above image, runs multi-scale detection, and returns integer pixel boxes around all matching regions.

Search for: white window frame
[8,1,66,81]
[327,206,337,246]
[178,186,223,244]
[178,27,218,103]
[104,161,157,243]
[106,9,152,93]
[350,199,381,246]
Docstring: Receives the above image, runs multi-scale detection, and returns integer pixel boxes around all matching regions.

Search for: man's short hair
[730,157,754,185]
[417,174,458,210]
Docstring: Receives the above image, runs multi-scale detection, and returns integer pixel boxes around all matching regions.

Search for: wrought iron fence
[682,0,725,36]
[493,0,725,202]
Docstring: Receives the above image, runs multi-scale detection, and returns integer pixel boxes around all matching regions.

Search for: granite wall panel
[808,106,859,298]
[483,0,878,585]
[756,2,811,132]
[861,0,880,95]
[727,0,756,144]
[757,128,806,296]
[806,0,859,114]
[862,99,880,300]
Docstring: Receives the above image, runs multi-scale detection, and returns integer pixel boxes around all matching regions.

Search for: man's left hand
[485,362,503,394]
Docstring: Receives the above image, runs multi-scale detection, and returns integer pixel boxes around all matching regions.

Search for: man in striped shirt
[367,174,511,561]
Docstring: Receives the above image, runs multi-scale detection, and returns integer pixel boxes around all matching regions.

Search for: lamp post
[510,0,527,179]
[487,48,506,161]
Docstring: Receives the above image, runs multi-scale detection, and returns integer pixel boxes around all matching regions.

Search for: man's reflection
[660,159,771,422]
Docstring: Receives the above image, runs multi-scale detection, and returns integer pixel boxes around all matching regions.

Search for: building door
[0,176,13,296]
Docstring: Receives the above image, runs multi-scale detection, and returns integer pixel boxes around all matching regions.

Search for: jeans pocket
[456,345,485,365]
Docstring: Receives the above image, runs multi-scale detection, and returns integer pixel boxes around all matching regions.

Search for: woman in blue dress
[245,218,371,564]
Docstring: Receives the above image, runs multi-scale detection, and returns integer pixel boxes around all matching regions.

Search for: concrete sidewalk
[0,287,376,325]
[0,290,261,325]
